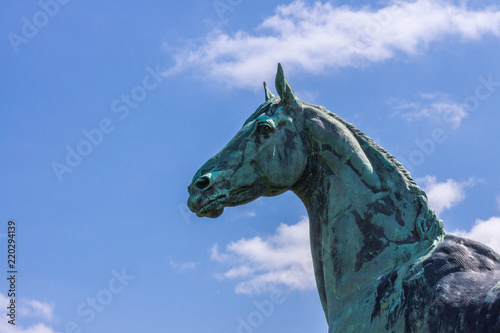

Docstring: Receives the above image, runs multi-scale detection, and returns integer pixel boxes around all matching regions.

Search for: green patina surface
[187,64,500,332]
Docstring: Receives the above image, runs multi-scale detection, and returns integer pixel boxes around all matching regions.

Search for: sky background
[1,0,500,332]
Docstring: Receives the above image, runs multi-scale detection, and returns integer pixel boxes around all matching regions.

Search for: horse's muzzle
[187,172,227,218]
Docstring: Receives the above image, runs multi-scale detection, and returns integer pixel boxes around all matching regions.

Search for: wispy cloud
[417,175,477,215]
[164,0,500,88]
[210,217,315,294]
[169,257,199,272]
[453,216,500,253]
[389,93,468,128]
[230,210,257,221]
[0,293,59,333]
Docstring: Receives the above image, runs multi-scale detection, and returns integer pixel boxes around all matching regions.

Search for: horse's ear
[275,63,301,108]
[263,81,275,102]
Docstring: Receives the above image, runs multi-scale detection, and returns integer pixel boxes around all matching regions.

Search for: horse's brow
[243,102,274,125]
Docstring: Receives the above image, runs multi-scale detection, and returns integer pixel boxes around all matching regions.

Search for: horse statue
[187,64,500,332]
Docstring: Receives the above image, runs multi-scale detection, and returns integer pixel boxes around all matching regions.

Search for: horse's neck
[293,155,444,296]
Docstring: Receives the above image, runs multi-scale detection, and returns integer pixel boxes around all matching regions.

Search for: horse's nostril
[194,175,211,191]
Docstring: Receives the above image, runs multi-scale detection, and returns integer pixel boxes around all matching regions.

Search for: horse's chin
[192,197,226,218]
[196,205,224,218]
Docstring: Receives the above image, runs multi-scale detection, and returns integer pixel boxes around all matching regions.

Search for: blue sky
[1,0,500,332]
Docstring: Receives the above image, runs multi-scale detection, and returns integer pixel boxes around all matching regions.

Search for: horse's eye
[256,123,274,135]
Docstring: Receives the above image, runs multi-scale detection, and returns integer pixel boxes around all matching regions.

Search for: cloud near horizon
[0,293,59,333]
[210,217,315,294]
[164,0,500,88]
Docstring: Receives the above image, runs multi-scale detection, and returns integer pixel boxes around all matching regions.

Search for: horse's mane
[303,102,445,240]
[307,103,424,194]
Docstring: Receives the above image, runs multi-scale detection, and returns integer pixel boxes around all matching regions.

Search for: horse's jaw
[189,199,225,218]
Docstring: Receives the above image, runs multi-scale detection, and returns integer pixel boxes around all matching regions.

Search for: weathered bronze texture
[188,64,500,332]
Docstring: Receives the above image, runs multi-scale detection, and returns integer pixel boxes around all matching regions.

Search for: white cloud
[164,0,500,88]
[19,299,54,321]
[0,293,60,333]
[210,217,315,294]
[417,175,476,215]
[390,93,468,128]
[453,216,500,253]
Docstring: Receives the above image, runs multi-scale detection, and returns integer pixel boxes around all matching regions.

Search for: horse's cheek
[258,151,281,182]
[262,145,305,187]
[282,136,307,177]
[286,148,307,181]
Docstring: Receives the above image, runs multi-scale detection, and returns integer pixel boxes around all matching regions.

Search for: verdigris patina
[187,64,500,332]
